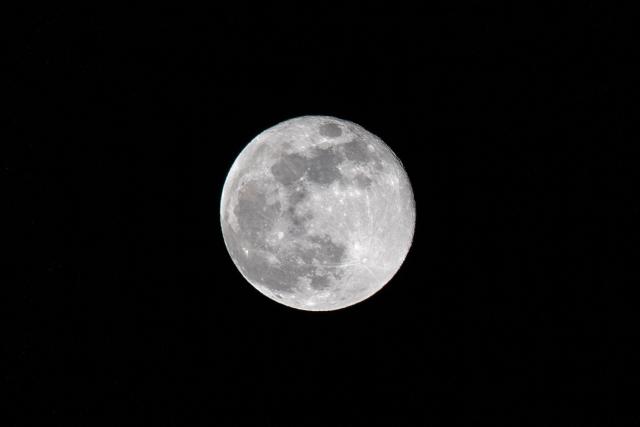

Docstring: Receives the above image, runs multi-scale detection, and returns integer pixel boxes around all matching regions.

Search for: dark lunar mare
[306,147,343,185]
[307,234,346,265]
[270,153,307,185]
[341,138,383,171]
[318,122,342,138]
[354,174,373,188]
[233,180,281,244]
[271,148,344,188]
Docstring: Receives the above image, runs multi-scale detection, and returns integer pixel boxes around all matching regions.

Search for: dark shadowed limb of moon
[220,116,415,311]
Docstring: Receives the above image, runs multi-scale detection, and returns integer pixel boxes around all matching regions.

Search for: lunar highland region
[220,116,415,311]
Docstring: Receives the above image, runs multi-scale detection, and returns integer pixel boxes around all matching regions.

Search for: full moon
[220,116,415,311]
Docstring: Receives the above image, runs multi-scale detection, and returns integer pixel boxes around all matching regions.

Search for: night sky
[5,7,638,425]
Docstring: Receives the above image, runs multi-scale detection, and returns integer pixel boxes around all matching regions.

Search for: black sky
[5,7,639,426]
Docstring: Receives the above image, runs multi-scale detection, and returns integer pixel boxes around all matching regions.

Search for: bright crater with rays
[220,116,415,311]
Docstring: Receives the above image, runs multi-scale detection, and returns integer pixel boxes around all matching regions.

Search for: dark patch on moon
[271,145,346,188]
[341,138,385,172]
[288,210,311,236]
[305,234,347,290]
[341,138,372,164]
[307,234,347,264]
[319,123,342,138]
[271,153,307,185]
[286,184,310,236]
[354,174,373,188]
[234,180,281,243]
[310,274,330,290]
[307,147,343,185]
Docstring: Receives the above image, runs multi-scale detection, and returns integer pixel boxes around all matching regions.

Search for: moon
[220,116,415,311]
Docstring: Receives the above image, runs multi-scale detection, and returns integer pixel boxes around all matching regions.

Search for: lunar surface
[220,116,415,311]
